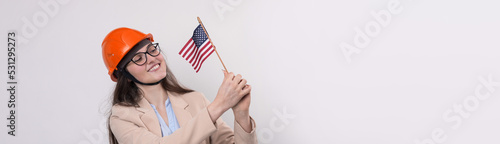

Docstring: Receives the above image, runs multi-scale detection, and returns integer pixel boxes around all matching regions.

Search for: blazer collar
[136,96,162,136]
[135,91,193,136]
[166,91,192,128]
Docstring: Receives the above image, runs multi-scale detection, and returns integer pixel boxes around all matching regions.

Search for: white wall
[1,0,500,143]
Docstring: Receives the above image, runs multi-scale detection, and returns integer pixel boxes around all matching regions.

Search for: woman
[102,27,257,144]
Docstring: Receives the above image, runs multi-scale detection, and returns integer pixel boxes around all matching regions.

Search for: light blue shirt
[150,98,180,137]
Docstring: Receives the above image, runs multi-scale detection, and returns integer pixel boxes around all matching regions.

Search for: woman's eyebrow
[134,44,154,53]
[146,43,154,49]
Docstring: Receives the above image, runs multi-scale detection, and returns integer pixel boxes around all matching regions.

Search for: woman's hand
[232,86,251,113]
[232,89,252,132]
[207,70,251,123]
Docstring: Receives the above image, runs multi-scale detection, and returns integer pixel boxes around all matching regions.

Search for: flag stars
[192,25,208,48]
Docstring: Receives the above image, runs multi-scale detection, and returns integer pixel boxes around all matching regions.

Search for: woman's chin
[152,74,167,81]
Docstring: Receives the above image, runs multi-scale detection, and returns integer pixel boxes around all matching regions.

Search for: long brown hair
[107,59,193,144]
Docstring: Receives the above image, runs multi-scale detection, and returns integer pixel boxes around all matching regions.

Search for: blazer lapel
[136,97,162,136]
[167,91,192,128]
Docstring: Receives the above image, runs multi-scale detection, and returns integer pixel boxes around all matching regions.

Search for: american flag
[179,24,215,72]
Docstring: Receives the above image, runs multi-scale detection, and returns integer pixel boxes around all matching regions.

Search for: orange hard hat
[102,27,154,82]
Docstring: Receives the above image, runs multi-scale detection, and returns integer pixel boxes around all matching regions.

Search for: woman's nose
[146,53,158,64]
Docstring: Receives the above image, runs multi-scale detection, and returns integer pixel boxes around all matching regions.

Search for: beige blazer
[110,91,258,144]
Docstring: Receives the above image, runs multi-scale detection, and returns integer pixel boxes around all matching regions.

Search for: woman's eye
[150,48,157,53]
[132,56,142,62]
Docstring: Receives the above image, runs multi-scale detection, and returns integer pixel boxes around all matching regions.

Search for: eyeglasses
[130,43,161,66]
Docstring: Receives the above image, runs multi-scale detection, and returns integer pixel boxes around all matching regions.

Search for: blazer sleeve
[199,94,258,144]
[110,104,218,144]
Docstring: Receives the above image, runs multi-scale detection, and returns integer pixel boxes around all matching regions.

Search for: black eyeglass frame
[129,43,161,66]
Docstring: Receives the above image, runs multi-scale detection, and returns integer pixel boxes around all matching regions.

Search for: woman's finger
[240,84,251,96]
[233,74,242,83]
[237,79,247,90]
[226,72,235,81]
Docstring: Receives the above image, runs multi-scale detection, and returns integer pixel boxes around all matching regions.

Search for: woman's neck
[137,84,168,107]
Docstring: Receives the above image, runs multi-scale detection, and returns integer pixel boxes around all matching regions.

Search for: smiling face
[125,42,167,84]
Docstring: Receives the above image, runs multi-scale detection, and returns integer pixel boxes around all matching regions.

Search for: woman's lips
[148,63,160,72]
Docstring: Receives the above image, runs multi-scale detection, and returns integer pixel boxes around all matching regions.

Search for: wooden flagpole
[197,17,228,73]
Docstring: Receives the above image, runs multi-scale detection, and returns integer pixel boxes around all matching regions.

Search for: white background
[1,0,500,143]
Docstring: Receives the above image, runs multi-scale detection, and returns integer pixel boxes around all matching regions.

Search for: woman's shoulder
[172,91,210,107]
[110,103,140,118]
[111,103,134,111]
[176,91,204,97]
